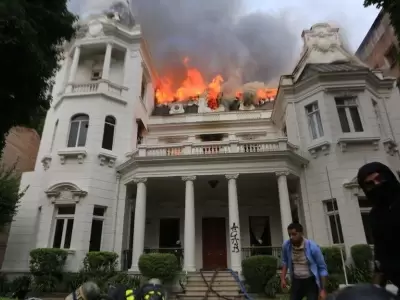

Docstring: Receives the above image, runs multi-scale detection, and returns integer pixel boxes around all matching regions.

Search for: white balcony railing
[64,80,127,100]
[136,139,301,158]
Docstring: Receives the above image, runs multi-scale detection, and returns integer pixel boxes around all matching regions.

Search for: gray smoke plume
[133,0,298,89]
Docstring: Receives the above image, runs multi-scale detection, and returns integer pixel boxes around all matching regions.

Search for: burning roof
[153,57,277,116]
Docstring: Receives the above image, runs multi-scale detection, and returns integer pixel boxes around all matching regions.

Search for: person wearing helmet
[357,162,400,294]
[326,284,397,300]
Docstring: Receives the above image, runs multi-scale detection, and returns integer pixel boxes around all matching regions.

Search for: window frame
[52,205,75,250]
[101,115,116,151]
[358,197,374,245]
[67,114,89,148]
[305,101,324,140]
[323,199,344,245]
[89,206,106,252]
[335,96,364,133]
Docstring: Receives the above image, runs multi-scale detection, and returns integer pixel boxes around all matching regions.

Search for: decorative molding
[337,137,380,153]
[307,141,331,158]
[58,148,87,164]
[98,152,117,167]
[133,177,147,184]
[41,155,52,170]
[382,138,398,156]
[182,176,196,181]
[275,171,290,177]
[343,177,365,197]
[225,174,239,180]
[44,182,87,204]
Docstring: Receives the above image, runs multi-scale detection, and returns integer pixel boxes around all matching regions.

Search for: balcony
[56,79,128,107]
[135,139,303,158]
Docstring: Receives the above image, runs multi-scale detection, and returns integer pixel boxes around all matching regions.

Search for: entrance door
[202,218,227,270]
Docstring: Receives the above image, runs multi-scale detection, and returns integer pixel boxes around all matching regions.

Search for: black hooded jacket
[357,162,400,274]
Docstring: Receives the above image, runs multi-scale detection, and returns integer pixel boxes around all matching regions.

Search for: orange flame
[155,57,277,109]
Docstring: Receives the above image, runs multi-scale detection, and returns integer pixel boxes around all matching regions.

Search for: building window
[50,119,59,152]
[140,71,147,100]
[102,116,116,151]
[53,205,75,249]
[385,44,398,68]
[67,114,89,147]
[305,102,324,140]
[358,197,374,245]
[335,97,363,133]
[89,206,106,252]
[91,69,102,81]
[324,199,344,244]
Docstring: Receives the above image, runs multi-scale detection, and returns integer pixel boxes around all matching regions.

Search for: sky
[243,0,379,52]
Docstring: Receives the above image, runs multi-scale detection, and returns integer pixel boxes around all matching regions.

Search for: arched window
[67,114,89,147]
[102,115,116,150]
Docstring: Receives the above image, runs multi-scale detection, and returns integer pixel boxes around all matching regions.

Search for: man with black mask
[357,162,400,293]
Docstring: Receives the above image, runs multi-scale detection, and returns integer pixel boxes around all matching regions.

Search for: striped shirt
[292,241,311,278]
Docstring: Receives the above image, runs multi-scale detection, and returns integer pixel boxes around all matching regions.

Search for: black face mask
[366,180,396,206]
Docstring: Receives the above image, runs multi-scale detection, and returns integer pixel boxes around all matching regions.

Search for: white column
[276,171,292,241]
[68,46,81,83]
[226,174,242,273]
[182,176,196,272]
[129,178,147,272]
[102,43,113,80]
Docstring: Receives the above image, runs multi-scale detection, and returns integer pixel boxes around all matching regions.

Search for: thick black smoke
[132,0,298,88]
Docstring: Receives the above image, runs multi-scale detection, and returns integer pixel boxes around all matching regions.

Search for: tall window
[53,205,75,249]
[335,97,363,133]
[324,199,344,244]
[140,71,147,100]
[89,206,106,252]
[67,114,89,147]
[358,197,374,245]
[102,116,116,150]
[50,120,59,152]
[305,102,324,139]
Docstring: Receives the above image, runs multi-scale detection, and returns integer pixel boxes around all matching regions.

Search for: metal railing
[241,246,282,268]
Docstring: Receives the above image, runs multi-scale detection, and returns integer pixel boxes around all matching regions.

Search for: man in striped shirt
[281,223,328,300]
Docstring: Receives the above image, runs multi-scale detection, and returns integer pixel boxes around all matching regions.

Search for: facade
[0,127,40,267]
[3,15,400,275]
[356,10,400,80]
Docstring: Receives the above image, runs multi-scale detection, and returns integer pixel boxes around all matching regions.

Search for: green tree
[364,1,400,47]
[0,164,27,230]
[0,0,77,151]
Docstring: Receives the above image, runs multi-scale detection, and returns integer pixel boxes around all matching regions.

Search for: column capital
[275,171,290,177]
[182,176,196,181]
[133,177,147,184]
[225,174,239,180]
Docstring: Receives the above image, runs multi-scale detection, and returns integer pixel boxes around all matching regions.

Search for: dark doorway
[159,218,180,248]
[202,218,227,270]
[249,216,272,255]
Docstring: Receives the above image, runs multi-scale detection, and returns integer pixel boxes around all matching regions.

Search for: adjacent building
[3,13,400,274]
[356,10,400,81]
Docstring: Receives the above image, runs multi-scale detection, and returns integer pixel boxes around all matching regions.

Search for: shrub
[264,274,290,298]
[138,253,181,283]
[107,272,141,289]
[29,248,68,292]
[29,248,68,276]
[346,265,372,284]
[242,255,277,293]
[326,273,344,293]
[83,251,119,274]
[351,244,373,271]
[320,247,345,274]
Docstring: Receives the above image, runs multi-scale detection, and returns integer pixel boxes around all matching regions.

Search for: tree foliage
[0,164,27,230]
[364,1,400,49]
[0,0,77,151]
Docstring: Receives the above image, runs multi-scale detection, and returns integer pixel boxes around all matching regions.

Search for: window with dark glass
[67,114,89,147]
[140,72,147,100]
[53,205,75,249]
[358,197,374,244]
[324,199,344,244]
[335,97,363,133]
[305,102,324,139]
[102,116,116,150]
[89,206,106,252]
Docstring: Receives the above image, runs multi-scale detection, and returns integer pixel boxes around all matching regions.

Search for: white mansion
[3,14,400,275]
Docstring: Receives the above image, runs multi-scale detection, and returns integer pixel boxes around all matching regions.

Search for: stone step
[186,281,240,287]
[185,285,241,292]
[181,291,241,297]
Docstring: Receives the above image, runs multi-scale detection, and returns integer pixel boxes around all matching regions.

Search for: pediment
[45,182,87,204]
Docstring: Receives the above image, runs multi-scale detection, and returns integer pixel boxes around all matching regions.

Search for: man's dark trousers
[290,276,319,300]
